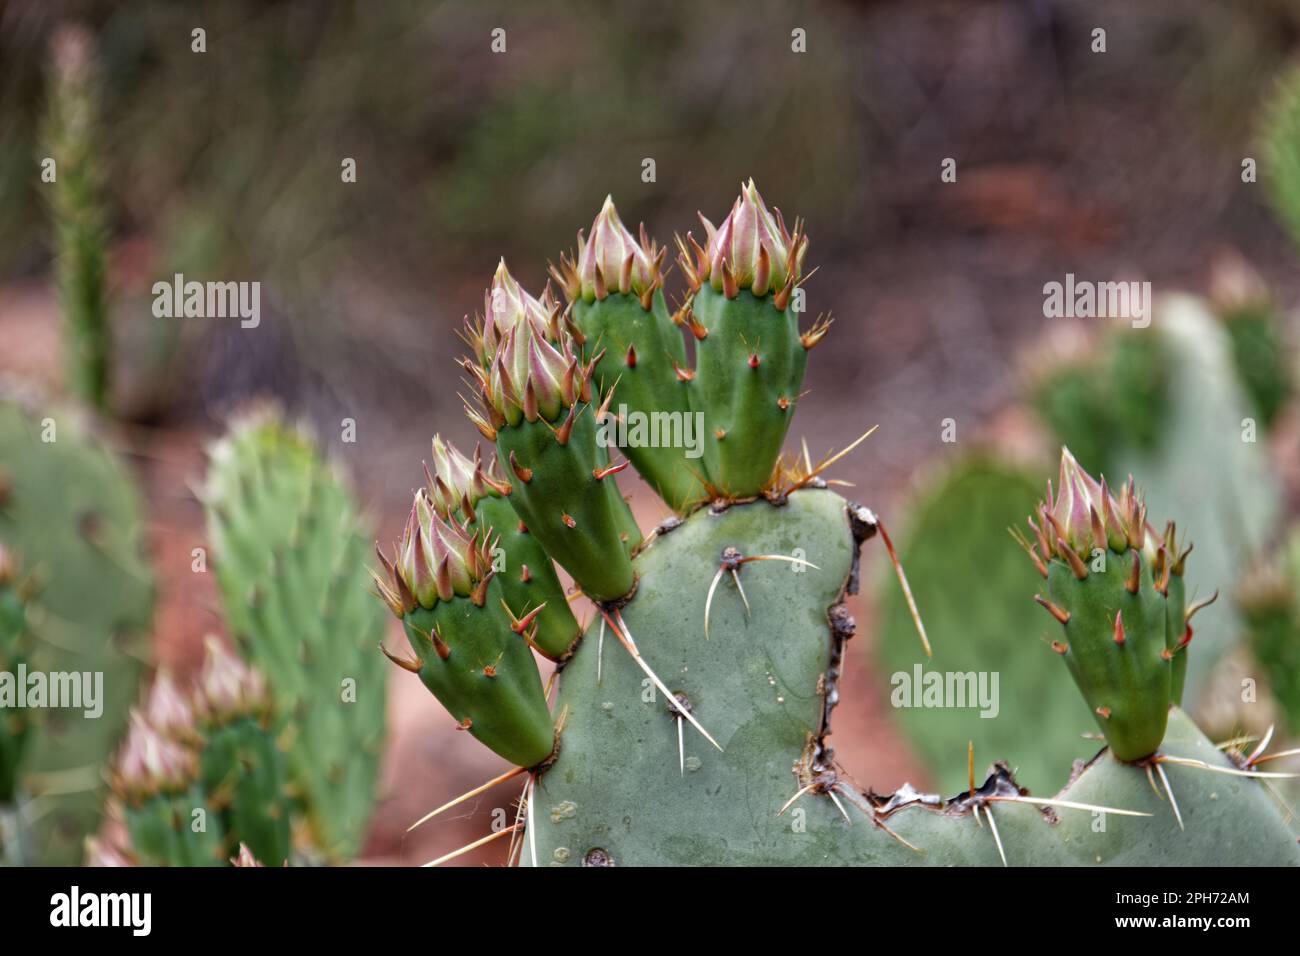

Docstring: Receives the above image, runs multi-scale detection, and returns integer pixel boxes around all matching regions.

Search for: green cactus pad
[0,397,154,865]
[692,286,807,497]
[495,405,639,602]
[402,584,554,768]
[572,291,708,513]
[124,786,226,867]
[204,410,386,861]
[1045,553,1172,762]
[529,488,855,864]
[871,707,1300,867]
[525,488,1298,866]
[198,715,292,866]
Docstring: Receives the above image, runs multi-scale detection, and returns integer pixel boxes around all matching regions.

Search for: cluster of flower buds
[197,636,271,723]
[231,843,264,866]
[372,489,498,620]
[462,261,604,436]
[472,258,557,366]
[1021,447,1176,580]
[140,671,195,739]
[550,195,668,308]
[112,710,198,802]
[425,435,511,519]
[677,179,807,306]
[84,836,136,867]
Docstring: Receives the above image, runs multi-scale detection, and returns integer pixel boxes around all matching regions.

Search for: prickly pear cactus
[203,409,386,861]
[678,181,821,498]
[1021,450,1196,762]
[423,435,581,660]
[378,185,1299,867]
[1029,297,1279,702]
[527,496,1298,865]
[101,640,293,867]
[463,261,641,602]
[0,396,154,865]
[193,638,292,865]
[112,710,225,867]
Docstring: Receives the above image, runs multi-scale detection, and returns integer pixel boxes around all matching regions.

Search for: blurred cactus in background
[1209,251,1292,430]
[0,394,154,865]
[101,639,292,867]
[1262,60,1300,252]
[1238,530,1300,737]
[40,25,111,412]
[203,409,386,862]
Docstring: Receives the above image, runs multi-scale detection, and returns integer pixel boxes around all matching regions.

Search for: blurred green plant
[40,25,112,412]
[203,408,386,862]
[1262,59,1300,251]
[1209,252,1292,430]
[103,640,293,867]
[1238,530,1300,737]
[0,393,154,865]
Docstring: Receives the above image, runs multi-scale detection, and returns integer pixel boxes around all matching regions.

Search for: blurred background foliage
[3,0,1300,445]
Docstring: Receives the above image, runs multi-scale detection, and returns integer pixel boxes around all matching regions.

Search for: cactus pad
[204,409,386,861]
[0,397,153,865]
